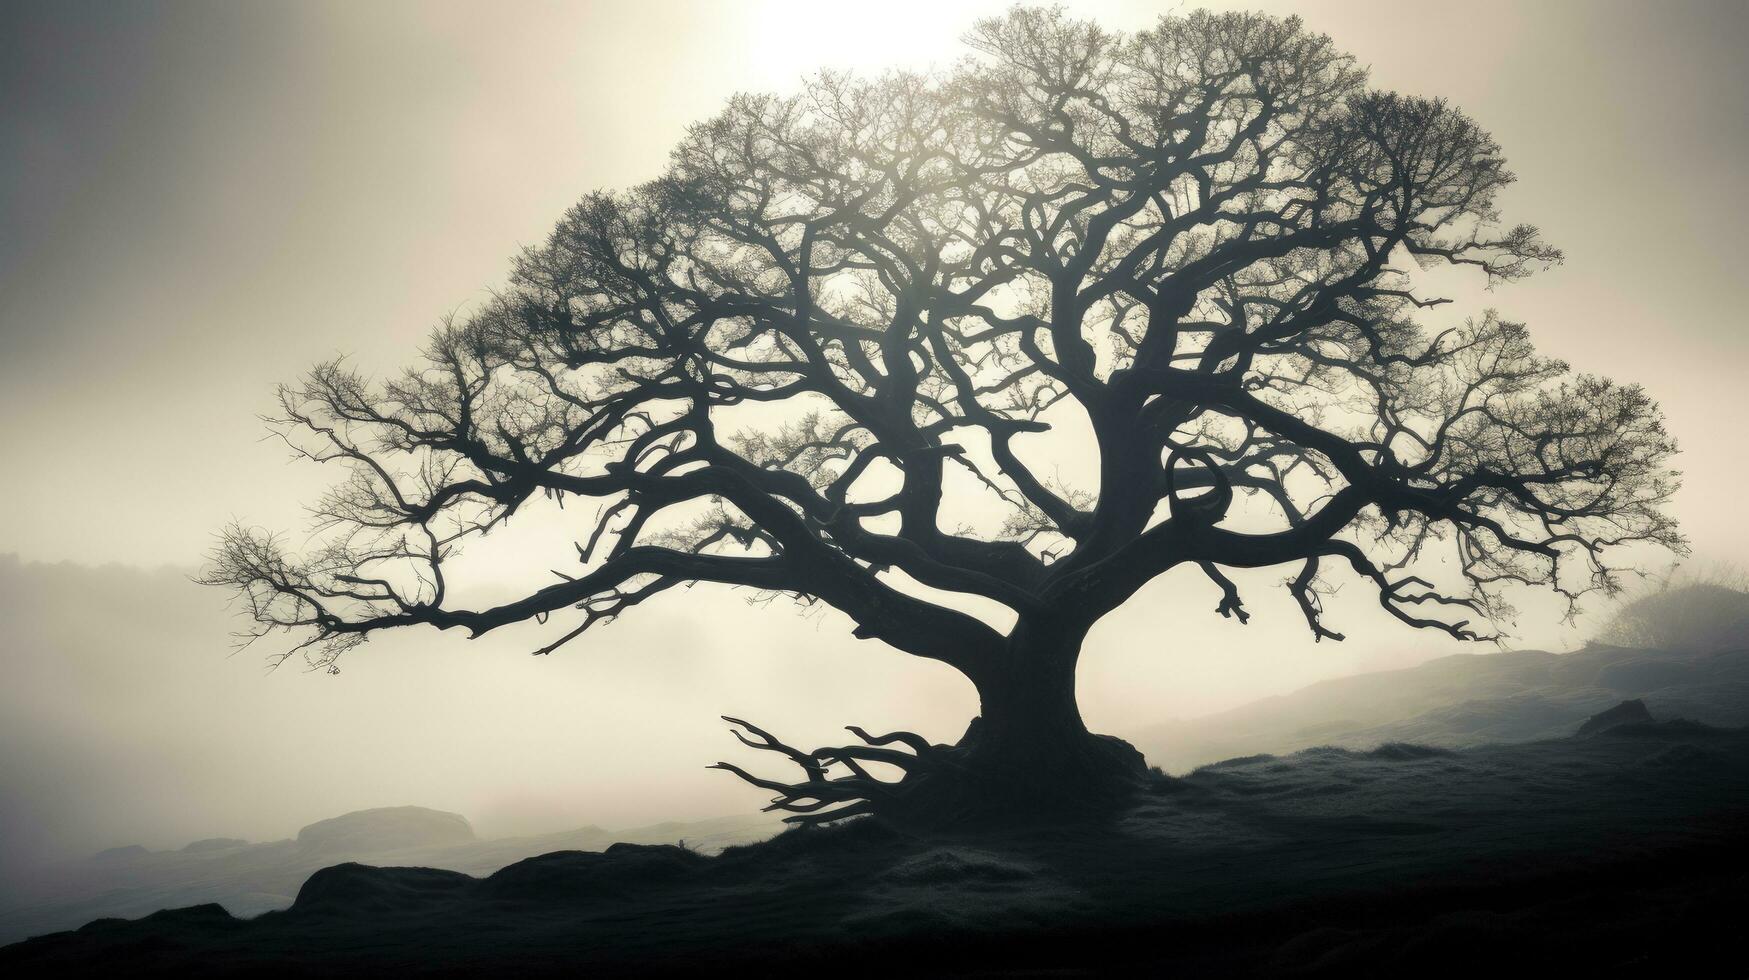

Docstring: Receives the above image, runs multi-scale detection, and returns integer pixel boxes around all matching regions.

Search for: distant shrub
[1592,566,1749,651]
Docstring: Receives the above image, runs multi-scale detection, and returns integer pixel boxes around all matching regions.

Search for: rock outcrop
[1576,698,1656,737]
[295,807,475,855]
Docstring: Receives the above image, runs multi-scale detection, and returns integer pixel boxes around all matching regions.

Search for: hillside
[1140,640,1749,771]
[5,709,1746,975]
[9,581,1747,969]
[1140,580,1749,771]
[12,580,1748,953]
[0,806,777,946]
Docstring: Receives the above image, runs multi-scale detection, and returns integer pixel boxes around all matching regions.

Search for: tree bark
[949,618,1150,815]
[712,617,1154,830]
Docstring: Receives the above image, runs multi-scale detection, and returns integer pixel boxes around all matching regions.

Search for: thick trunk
[969,622,1089,755]
[714,618,1152,830]
[947,619,1150,816]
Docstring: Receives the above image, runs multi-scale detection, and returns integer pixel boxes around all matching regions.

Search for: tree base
[711,715,1152,833]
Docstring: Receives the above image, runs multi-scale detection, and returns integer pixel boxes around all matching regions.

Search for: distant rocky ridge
[1576,698,1656,736]
[296,806,475,854]
[180,838,248,854]
[8,582,1744,956]
[1140,641,1749,771]
[14,634,1749,946]
[1138,581,1749,772]
[7,718,1748,975]
[0,806,779,945]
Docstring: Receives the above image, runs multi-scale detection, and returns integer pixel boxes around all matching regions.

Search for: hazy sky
[1,1,1745,853]
[4,0,1746,569]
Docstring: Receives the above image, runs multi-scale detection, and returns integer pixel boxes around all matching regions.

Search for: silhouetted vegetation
[7,718,1748,975]
[1593,567,1749,652]
[202,8,1680,826]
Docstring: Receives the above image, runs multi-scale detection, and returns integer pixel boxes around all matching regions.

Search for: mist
[3,0,1746,910]
[1,540,1493,873]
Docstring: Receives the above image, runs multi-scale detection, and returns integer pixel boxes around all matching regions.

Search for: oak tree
[206,9,1681,826]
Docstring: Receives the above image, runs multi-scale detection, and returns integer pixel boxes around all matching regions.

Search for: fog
[2,0,1745,868]
[0,547,1484,873]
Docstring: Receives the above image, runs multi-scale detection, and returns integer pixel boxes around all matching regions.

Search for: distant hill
[296,806,475,855]
[1140,636,1749,772]
[7,714,1748,975]
[0,806,778,945]
[1134,582,1749,772]
[10,572,1747,963]
[1593,576,1749,652]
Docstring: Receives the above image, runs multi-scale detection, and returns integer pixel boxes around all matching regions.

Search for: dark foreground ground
[5,710,1747,977]
[0,807,779,945]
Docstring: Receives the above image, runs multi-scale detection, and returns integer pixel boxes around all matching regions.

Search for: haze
[2,0,1744,870]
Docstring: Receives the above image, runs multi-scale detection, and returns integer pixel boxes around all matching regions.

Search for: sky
[1,0,1745,855]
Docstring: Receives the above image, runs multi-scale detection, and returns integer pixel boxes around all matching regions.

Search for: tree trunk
[944,619,1151,819]
[713,617,1153,831]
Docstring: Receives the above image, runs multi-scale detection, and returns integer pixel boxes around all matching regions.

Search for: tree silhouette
[205,9,1681,826]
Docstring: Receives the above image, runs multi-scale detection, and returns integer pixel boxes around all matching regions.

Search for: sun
[736,0,988,87]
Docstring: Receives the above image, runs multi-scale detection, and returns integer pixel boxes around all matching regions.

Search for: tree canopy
[206,9,1680,813]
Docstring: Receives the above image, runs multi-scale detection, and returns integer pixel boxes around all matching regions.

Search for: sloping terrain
[1139,581,1749,772]
[10,584,1746,971]
[13,630,1749,952]
[1139,641,1749,771]
[0,806,778,946]
[6,711,1747,975]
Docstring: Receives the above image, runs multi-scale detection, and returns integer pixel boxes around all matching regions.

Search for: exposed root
[709,716,1151,830]
[708,716,945,826]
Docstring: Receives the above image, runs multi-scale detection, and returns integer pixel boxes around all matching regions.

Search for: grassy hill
[5,713,1746,975]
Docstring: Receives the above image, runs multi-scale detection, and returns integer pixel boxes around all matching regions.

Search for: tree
[204,9,1681,827]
